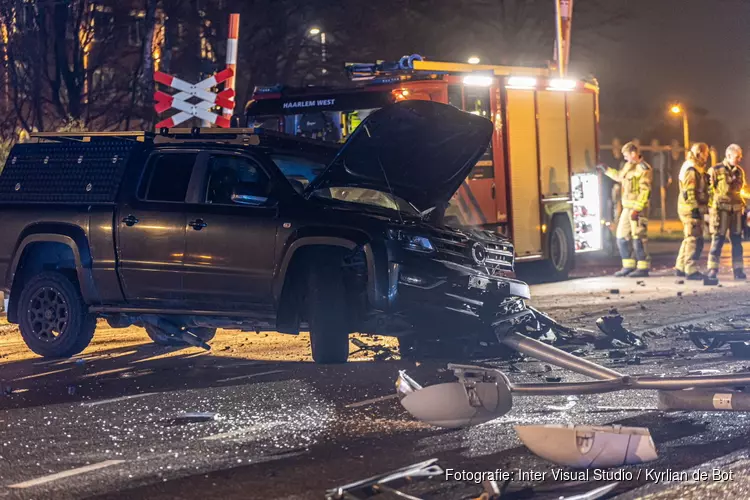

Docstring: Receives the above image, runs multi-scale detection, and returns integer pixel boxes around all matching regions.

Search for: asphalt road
[2,243,750,499]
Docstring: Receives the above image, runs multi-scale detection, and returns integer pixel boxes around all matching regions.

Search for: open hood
[305,100,494,211]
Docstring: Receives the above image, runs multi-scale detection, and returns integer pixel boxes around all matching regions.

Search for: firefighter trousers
[708,208,744,271]
[616,207,650,271]
[675,214,705,275]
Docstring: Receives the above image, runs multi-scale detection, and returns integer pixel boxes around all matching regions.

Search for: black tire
[545,217,574,281]
[145,324,216,346]
[17,271,96,358]
[306,252,350,364]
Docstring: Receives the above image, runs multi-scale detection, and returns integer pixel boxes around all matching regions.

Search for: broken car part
[397,362,750,428]
[595,315,645,347]
[515,424,657,468]
[325,459,443,500]
[141,315,211,351]
[688,329,750,352]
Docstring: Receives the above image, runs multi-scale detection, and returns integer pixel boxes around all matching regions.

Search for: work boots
[674,269,686,277]
[614,268,635,277]
[735,269,747,280]
[686,271,704,281]
[628,269,649,278]
[706,269,718,280]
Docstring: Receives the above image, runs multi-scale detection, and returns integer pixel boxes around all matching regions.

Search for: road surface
[2,243,750,499]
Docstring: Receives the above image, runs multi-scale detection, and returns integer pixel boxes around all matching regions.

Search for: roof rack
[153,127,341,155]
[153,127,261,146]
[29,131,152,143]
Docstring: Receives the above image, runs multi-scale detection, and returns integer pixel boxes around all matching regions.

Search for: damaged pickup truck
[0,100,529,363]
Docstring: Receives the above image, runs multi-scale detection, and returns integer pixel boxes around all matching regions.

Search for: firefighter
[707,144,746,280]
[598,142,653,277]
[674,143,710,279]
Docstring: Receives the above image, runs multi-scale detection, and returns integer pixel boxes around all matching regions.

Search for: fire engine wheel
[546,218,574,280]
[306,252,351,364]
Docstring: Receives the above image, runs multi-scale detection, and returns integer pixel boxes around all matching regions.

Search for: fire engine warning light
[548,78,577,91]
[506,76,537,89]
[463,75,494,87]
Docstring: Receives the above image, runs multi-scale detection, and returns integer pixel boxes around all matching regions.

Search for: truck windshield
[271,155,419,216]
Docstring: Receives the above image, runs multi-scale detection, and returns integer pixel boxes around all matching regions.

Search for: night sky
[571,0,750,145]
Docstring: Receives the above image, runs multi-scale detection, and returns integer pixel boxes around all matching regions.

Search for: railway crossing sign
[154,68,236,129]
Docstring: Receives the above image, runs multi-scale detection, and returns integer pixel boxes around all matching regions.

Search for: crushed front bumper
[391,258,531,327]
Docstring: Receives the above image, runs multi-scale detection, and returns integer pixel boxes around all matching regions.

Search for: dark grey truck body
[0,102,529,363]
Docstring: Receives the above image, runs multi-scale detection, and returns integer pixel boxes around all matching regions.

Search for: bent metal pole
[500,330,623,380]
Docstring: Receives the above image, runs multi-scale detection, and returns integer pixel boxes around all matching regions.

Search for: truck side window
[139,153,197,202]
[204,155,271,205]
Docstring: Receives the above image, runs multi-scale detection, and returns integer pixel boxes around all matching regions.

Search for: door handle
[491,184,496,199]
[188,219,207,230]
[122,215,139,227]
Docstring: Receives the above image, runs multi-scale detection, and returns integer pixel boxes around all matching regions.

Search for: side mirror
[231,184,268,206]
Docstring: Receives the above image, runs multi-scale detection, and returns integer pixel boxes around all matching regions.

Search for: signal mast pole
[554,0,574,77]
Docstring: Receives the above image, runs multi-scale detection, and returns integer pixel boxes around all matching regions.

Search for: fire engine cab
[245,55,603,280]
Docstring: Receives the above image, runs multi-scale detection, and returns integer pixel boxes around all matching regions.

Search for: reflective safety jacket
[677,160,708,216]
[708,160,746,211]
[605,160,653,212]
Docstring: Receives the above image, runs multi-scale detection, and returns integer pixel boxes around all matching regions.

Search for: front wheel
[17,271,96,358]
[306,252,350,364]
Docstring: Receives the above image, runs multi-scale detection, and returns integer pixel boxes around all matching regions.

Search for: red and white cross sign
[154,68,236,129]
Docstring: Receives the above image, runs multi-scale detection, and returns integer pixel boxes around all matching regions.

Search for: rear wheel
[17,271,96,358]
[546,218,574,281]
[306,252,350,364]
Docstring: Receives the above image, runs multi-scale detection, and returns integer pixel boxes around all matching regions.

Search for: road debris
[704,276,719,286]
[609,289,620,294]
[515,424,657,468]
[350,338,397,361]
[730,342,750,358]
[595,315,646,347]
[325,459,443,500]
[547,396,578,411]
[608,350,627,359]
[676,279,685,284]
[688,329,750,354]
[163,412,220,426]
[396,365,512,428]
[640,348,677,358]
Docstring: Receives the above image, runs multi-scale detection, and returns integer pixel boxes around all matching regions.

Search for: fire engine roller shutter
[537,91,571,196]
[506,89,542,256]
[567,92,597,174]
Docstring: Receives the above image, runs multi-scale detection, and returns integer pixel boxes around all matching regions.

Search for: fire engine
[244,55,604,280]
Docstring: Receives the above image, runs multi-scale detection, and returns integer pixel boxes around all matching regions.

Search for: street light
[308,27,326,81]
[468,56,480,64]
[670,103,690,159]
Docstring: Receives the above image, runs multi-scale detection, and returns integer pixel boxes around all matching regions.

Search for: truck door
[117,151,196,304]
[182,152,278,308]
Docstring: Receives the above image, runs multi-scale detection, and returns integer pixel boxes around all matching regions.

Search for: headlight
[387,229,435,253]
